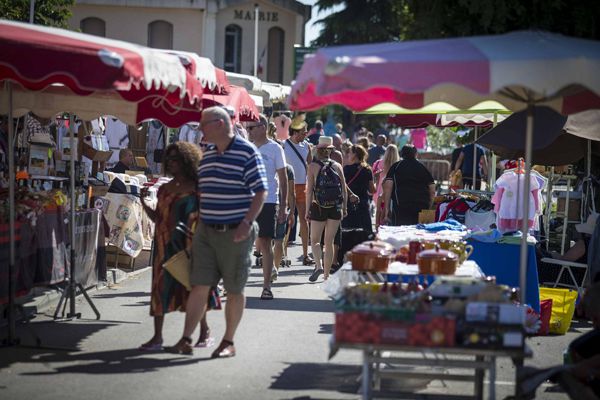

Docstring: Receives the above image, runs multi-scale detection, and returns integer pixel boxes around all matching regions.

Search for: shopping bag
[163,250,191,291]
[539,287,577,335]
[537,299,553,336]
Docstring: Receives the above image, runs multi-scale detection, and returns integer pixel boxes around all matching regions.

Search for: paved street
[0,242,590,400]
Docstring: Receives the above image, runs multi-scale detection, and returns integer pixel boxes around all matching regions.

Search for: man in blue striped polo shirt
[168,106,267,358]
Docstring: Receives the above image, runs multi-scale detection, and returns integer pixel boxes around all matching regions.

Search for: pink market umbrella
[0,19,205,339]
[290,30,600,307]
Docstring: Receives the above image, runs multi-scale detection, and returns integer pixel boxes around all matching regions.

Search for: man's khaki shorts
[190,221,257,294]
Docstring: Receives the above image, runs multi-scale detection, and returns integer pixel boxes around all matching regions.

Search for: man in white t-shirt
[248,114,288,300]
[283,116,313,265]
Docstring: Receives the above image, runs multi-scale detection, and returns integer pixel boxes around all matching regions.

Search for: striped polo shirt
[197,135,268,224]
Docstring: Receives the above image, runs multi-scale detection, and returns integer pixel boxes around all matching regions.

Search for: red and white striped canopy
[163,50,230,95]
[203,85,260,122]
[0,19,205,126]
[290,31,600,114]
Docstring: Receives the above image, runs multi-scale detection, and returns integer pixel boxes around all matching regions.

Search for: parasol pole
[6,81,16,343]
[472,126,478,188]
[519,103,534,307]
[68,114,77,317]
[490,111,498,187]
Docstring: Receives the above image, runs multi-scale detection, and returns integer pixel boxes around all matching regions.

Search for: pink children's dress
[491,171,540,233]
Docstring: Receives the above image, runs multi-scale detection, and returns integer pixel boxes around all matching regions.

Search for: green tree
[313,0,600,46]
[311,0,411,47]
[0,0,75,28]
[405,0,600,40]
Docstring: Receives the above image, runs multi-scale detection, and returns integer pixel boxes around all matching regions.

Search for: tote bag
[539,287,577,335]
[163,249,191,291]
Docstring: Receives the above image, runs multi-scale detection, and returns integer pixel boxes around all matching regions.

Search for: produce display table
[331,341,531,400]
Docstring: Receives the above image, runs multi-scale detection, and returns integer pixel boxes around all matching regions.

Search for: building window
[148,20,173,49]
[224,24,242,73]
[80,17,105,37]
[267,27,285,83]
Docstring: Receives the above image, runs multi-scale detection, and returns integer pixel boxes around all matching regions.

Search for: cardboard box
[418,209,436,224]
[135,157,148,168]
[81,138,113,162]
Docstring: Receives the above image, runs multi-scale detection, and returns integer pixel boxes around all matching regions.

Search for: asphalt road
[0,242,590,400]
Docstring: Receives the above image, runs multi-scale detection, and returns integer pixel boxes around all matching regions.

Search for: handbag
[153,128,164,163]
[163,249,191,290]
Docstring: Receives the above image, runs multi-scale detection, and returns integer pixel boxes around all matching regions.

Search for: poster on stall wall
[60,136,78,160]
[28,144,50,175]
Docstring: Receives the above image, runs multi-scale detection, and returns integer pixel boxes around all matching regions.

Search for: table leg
[489,356,496,400]
[513,356,524,398]
[362,349,372,400]
[474,355,484,400]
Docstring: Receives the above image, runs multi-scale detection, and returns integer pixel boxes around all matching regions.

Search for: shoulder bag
[286,139,307,171]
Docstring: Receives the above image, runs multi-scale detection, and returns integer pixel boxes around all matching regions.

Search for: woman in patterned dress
[138,142,220,350]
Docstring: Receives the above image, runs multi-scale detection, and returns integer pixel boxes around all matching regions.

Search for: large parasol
[290,30,600,307]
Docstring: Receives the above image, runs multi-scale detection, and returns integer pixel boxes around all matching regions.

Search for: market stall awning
[0,19,203,104]
[0,83,202,128]
[477,106,600,165]
[261,82,291,104]
[164,50,229,95]
[290,30,600,114]
[203,85,260,122]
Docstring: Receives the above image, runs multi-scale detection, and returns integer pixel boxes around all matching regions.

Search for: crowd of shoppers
[139,110,440,358]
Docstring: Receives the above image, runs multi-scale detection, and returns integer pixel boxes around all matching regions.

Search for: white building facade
[68,0,311,84]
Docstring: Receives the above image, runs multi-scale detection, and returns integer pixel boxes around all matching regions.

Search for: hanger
[516,158,525,174]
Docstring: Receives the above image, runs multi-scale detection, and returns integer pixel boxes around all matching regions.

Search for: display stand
[332,342,531,400]
[52,115,100,321]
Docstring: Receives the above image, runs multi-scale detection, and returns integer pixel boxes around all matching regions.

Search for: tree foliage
[0,0,75,28]
[312,0,600,47]
[312,0,411,46]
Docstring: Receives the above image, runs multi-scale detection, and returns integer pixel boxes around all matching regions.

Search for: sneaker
[271,267,278,282]
[309,268,323,282]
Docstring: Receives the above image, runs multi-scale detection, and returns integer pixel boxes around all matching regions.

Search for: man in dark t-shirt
[455,143,487,190]
[382,145,435,226]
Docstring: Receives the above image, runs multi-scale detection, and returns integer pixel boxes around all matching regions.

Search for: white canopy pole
[253,3,259,77]
[519,104,534,306]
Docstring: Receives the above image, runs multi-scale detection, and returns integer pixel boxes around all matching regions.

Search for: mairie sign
[234,9,279,22]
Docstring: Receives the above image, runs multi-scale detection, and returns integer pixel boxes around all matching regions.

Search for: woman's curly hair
[165,142,202,182]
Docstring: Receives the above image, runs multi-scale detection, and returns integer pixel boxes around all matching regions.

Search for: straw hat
[575,212,599,235]
[316,136,335,149]
[290,114,307,131]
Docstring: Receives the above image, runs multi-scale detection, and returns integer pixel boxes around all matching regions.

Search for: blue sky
[302,0,344,46]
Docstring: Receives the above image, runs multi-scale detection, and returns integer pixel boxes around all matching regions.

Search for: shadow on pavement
[19,348,209,375]
[270,362,361,394]
[92,291,151,299]
[318,324,333,334]
[121,301,151,307]
[0,321,118,369]
[246,297,335,313]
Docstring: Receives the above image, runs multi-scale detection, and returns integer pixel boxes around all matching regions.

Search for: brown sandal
[164,336,193,355]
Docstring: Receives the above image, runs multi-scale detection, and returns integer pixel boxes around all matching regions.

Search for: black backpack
[314,160,343,208]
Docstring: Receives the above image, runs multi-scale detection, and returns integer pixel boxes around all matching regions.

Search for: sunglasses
[246,123,264,131]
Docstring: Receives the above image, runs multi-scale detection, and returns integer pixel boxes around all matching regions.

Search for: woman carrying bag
[139,142,220,351]
[342,144,376,234]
